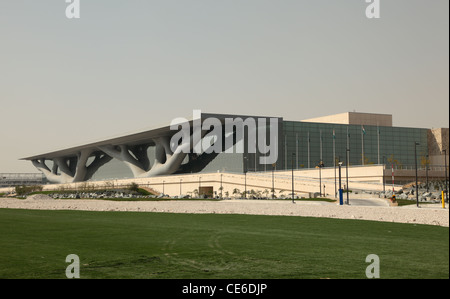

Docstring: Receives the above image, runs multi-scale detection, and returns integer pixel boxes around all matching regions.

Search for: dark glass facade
[280,121,429,170]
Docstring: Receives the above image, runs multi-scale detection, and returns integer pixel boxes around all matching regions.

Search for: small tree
[193,189,199,198]
[420,156,430,168]
[271,188,276,198]
[128,182,139,192]
[387,155,402,168]
[104,181,115,189]
[15,185,43,196]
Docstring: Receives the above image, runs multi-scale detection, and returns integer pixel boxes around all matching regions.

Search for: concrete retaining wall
[1,165,394,198]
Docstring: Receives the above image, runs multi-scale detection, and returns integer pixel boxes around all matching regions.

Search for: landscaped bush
[128,182,139,192]
[15,185,43,196]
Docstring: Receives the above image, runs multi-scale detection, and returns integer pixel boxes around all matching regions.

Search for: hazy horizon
[0,0,448,173]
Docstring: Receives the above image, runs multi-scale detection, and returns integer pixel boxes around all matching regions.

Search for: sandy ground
[0,196,448,227]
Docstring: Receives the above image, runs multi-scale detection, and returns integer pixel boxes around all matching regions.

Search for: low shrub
[15,185,43,196]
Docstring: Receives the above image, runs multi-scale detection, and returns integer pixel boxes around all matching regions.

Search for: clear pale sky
[0,0,448,173]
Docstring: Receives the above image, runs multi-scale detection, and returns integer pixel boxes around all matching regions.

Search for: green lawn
[0,208,447,279]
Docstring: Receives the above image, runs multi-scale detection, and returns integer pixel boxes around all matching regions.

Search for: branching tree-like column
[32,124,241,183]
[99,144,150,177]
[98,125,240,178]
[32,150,112,184]
[99,135,192,178]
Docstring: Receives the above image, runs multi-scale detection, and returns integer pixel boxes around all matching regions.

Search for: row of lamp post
[172,155,352,203]
[414,142,448,207]
[165,143,448,207]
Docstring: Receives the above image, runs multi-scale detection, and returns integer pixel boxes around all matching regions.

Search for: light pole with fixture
[244,156,248,199]
[272,163,275,199]
[414,142,420,208]
[338,160,343,205]
[346,149,350,205]
[199,176,201,198]
[444,149,448,203]
[318,161,324,197]
[426,154,429,193]
[220,173,223,199]
[292,153,295,203]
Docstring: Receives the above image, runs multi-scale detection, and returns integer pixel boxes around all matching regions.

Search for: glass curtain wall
[282,121,428,170]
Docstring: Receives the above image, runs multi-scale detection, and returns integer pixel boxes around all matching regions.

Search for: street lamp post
[444,149,448,203]
[272,163,275,199]
[180,178,182,197]
[426,154,429,193]
[244,156,248,199]
[338,161,342,189]
[415,142,420,208]
[162,180,165,195]
[382,155,386,194]
[220,174,223,199]
[244,171,247,199]
[319,165,322,197]
[318,161,324,197]
[346,149,350,205]
[292,153,295,203]
[338,160,343,205]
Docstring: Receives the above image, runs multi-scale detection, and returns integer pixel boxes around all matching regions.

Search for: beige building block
[301,112,392,127]
[428,128,450,167]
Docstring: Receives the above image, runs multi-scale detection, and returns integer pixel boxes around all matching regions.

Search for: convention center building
[22,112,448,186]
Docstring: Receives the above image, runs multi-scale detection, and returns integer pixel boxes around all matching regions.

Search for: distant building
[0,173,46,187]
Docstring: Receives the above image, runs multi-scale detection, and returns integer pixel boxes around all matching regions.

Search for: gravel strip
[1,197,448,227]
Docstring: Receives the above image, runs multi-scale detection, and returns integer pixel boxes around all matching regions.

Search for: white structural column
[98,136,189,178]
[99,144,150,178]
[97,126,207,179]
[147,136,188,177]
[30,122,240,184]
[32,150,112,184]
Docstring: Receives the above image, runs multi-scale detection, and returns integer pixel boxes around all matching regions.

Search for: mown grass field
[0,208,448,279]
